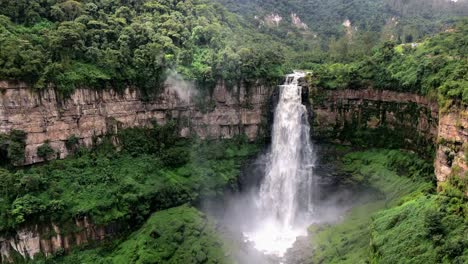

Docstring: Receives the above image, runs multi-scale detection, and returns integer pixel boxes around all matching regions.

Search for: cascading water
[245,72,316,257]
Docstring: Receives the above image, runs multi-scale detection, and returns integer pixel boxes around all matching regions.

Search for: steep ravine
[0,81,466,262]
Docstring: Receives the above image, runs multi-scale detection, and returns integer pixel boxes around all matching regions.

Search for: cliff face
[435,107,468,185]
[0,82,465,261]
[310,89,439,151]
[0,217,117,263]
[310,88,467,192]
[0,81,274,165]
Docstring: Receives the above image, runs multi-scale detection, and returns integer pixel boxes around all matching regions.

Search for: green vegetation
[1,0,466,97]
[309,149,467,263]
[312,98,437,157]
[0,0,290,95]
[0,125,259,237]
[371,195,467,263]
[309,20,468,107]
[219,0,467,61]
[37,142,56,161]
[0,130,26,166]
[0,1,466,263]
[41,205,230,264]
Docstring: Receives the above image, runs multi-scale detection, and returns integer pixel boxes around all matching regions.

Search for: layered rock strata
[0,81,274,165]
[310,88,439,150]
[435,107,468,184]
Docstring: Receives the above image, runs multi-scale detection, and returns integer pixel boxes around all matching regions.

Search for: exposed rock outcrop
[0,217,118,262]
[310,88,439,151]
[434,107,468,184]
[0,81,274,165]
[309,87,467,191]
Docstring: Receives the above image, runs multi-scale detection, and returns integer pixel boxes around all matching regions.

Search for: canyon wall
[309,87,467,192]
[0,81,274,165]
[0,81,275,261]
[310,88,439,151]
[0,82,466,261]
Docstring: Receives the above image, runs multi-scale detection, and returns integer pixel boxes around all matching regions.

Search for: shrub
[65,135,80,154]
[37,142,56,161]
[161,146,190,168]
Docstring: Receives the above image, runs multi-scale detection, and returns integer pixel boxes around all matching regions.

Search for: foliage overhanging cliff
[1,0,467,97]
[308,21,468,108]
[0,0,289,95]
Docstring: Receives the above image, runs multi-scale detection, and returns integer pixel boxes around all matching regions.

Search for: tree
[49,21,86,61]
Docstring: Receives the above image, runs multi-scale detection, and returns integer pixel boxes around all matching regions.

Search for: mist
[199,74,378,264]
[201,143,378,264]
[164,70,198,103]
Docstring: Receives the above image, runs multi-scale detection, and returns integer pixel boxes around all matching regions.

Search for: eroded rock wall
[435,107,468,184]
[310,87,467,191]
[310,89,439,151]
[0,81,274,165]
[0,217,117,262]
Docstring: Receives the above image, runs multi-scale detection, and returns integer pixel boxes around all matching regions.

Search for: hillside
[0,0,290,95]
[309,20,468,107]
[218,0,468,44]
[1,0,466,97]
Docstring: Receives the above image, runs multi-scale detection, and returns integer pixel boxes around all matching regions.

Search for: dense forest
[1,0,466,99]
[309,22,468,107]
[0,0,467,264]
[0,0,289,95]
[219,0,468,43]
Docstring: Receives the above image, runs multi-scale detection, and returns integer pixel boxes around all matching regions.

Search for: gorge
[1,78,464,191]
[1,72,466,263]
[0,0,466,263]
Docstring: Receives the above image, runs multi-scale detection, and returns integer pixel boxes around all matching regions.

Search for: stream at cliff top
[243,72,315,257]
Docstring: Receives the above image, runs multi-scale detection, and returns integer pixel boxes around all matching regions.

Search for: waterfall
[245,72,315,257]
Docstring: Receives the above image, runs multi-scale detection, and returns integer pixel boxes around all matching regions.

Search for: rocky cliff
[0,82,466,262]
[434,107,468,187]
[309,87,467,192]
[0,217,118,262]
[310,88,439,152]
[0,81,274,165]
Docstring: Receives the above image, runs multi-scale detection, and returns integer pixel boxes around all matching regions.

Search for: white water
[245,72,315,257]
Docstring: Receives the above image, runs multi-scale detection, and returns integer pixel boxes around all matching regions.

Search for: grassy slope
[371,191,467,263]
[308,149,468,263]
[309,149,432,263]
[34,205,230,264]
